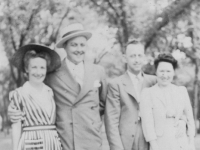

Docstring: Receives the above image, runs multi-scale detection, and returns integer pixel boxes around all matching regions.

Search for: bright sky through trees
[0,41,8,70]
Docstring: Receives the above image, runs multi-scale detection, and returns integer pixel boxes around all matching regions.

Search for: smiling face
[26,57,47,84]
[124,43,145,75]
[156,61,175,87]
[64,36,87,64]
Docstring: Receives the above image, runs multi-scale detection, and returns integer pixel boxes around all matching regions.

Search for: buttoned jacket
[104,72,156,150]
[45,59,107,150]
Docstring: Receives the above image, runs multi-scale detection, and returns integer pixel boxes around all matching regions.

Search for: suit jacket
[45,59,107,150]
[104,72,156,150]
[140,84,195,142]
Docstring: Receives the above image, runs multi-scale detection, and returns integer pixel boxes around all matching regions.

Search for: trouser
[132,120,149,150]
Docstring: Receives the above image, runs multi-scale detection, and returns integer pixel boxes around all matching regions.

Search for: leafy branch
[143,0,196,49]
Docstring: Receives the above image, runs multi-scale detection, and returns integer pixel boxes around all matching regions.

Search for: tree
[80,0,154,53]
[0,0,71,87]
[0,67,12,133]
[143,0,197,49]
[85,0,129,51]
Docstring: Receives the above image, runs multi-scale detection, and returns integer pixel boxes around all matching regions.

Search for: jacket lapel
[121,73,138,102]
[75,61,94,104]
[55,59,80,94]
[154,84,166,106]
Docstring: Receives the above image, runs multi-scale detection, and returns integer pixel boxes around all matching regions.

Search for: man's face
[64,36,87,64]
[124,44,145,74]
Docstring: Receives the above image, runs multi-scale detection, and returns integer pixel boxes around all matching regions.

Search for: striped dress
[9,82,62,150]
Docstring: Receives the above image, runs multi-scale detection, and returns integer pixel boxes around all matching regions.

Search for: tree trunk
[193,61,199,133]
[0,112,3,131]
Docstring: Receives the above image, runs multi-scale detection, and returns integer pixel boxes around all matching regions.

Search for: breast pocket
[88,87,99,95]
[86,88,99,103]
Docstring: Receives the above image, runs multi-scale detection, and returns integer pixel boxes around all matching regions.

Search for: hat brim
[12,44,61,73]
[56,31,92,48]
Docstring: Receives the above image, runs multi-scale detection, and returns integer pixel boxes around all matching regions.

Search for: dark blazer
[104,72,156,150]
[45,59,107,150]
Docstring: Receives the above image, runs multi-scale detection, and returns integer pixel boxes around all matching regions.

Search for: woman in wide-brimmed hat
[9,44,62,150]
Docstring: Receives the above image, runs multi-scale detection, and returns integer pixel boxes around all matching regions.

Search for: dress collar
[23,81,50,93]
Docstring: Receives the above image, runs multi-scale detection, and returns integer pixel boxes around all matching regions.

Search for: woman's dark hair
[23,50,51,72]
[154,53,178,70]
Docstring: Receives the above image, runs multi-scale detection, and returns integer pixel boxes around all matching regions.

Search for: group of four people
[8,23,196,150]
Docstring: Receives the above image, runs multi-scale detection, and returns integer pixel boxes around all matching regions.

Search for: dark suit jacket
[45,59,107,150]
[104,72,156,150]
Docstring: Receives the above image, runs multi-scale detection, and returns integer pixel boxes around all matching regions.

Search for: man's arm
[104,80,124,150]
[98,66,108,116]
[174,115,187,138]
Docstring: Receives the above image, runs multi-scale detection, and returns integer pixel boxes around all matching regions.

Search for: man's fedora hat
[56,23,92,48]
[11,44,61,73]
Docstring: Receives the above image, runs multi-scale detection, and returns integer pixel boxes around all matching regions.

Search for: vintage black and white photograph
[0,0,200,150]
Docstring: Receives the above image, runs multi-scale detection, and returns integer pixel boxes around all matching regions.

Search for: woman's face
[26,57,47,84]
[156,61,175,87]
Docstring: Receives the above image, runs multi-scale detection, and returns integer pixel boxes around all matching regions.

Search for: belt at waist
[23,125,56,131]
[166,115,175,119]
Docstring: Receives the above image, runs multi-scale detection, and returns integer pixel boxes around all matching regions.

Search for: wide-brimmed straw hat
[11,44,61,73]
[56,23,92,48]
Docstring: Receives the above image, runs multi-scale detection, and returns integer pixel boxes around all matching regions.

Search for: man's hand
[8,101,24,123]
[189,137,196,150]
[150,140,159,150]
[174,120,186,138]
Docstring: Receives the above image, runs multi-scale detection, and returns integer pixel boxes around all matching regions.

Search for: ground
[0,129,199,150]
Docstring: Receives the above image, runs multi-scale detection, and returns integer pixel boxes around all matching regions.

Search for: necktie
[135,76,141,101]
[135,76,142,120]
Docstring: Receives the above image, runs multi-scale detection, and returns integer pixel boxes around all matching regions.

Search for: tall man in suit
[8,23,107,150]
[105,40,157,150]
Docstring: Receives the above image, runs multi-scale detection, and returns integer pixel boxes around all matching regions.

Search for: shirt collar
[65,58,84,69]
[127,70,143,80]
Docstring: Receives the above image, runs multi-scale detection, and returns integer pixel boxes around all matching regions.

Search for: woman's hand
[188,137,196,150]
